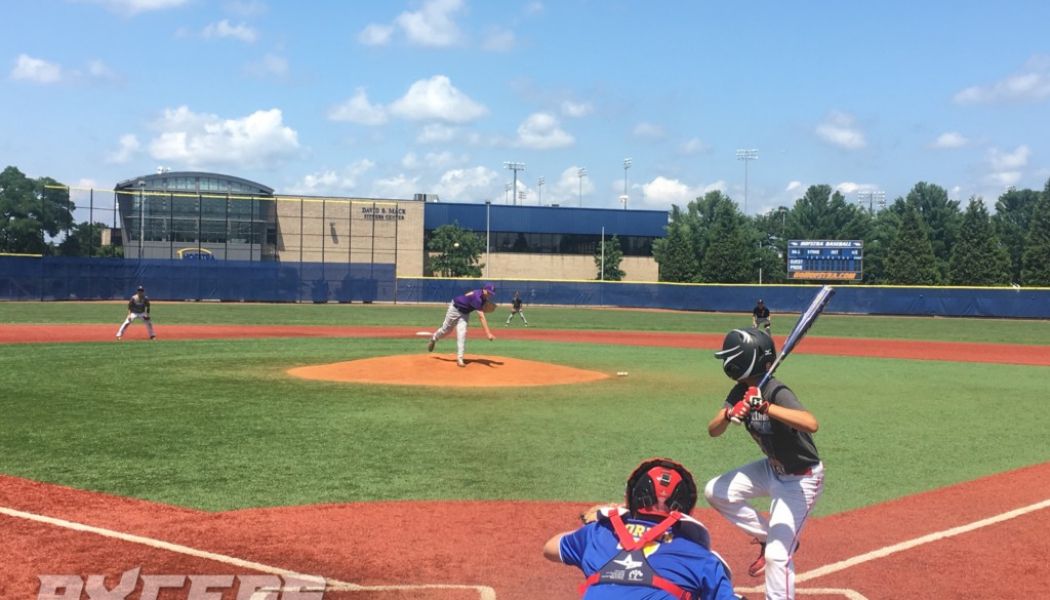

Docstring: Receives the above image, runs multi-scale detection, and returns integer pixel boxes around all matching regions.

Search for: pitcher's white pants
[704,459,824,600]
[116,313,155,339]
[432,302,469,360]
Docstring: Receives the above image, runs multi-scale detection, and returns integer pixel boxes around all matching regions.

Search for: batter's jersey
[725,378,820,474]
[559,515,738,599]
[452,289,487,314]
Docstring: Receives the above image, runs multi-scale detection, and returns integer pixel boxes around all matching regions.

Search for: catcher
[544,458,742,599]
[426,283,496,367]
[116,285,156,340]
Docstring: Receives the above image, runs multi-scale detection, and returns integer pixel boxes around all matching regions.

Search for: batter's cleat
[457,357,465,367]
[748,539,766,577]
[150,336,156,340]
[427,338,435,352]
[116,336,122,341]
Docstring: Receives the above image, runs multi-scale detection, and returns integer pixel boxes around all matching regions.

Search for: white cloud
[10,54,62,83]
[516,112,574,149]
[86,59,120,82]
[680,137,709,155]
[107,134,141,164]
[148,106,300,169]
[402,151,465,171]
[202,19,258,43]
[371,174,420,198]
[328,88,388,125]
[931,131,968,149]
[79,0,188,16]
[432,166,500,200]
[785,181,803,194]
[246,53,288,78]
[642,176,702,207]
[358,23,394,46]
[986,171,1022,188]
[481,27,515,52]
[815,111,866,150]
[633,121,665,140]
[286,160,375,195]
[954,55,1050,104]
[417,123,458,143]
[552,166,593,205]
[223,0,267,18]
[560,100,592,118]
[988,145,1030,171]
[524,1,544,15]
[394,0,464,47]
[389,75,488,123]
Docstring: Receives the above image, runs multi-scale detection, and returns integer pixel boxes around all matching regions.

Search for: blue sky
[3,0,1050,215]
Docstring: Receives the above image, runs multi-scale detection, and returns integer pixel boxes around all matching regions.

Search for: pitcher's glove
[746,386,768,414]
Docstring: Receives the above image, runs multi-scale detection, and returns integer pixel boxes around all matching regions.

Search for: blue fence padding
[395,278,1050,319]
[0,257,393,303]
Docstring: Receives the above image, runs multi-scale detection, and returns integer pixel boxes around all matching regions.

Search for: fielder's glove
[746,386,768,414]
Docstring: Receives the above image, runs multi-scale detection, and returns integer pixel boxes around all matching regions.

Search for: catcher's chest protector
[578,512,692,600]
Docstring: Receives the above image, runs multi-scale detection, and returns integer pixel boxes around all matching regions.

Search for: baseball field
[1,301,1049,599]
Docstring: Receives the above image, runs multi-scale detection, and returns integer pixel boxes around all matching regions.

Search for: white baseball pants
[432,302,469,360]
[704,459,824,600]
[116,313,155,339]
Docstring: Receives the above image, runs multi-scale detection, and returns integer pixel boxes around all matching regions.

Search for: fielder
[704,328,823,600]
[544,458,741,599]
[751,299,772,333]
[116,285,156,340]
[427,283,496,367]
[505,290,528,326]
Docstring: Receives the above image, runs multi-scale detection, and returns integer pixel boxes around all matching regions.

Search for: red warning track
[2,323,1050,366]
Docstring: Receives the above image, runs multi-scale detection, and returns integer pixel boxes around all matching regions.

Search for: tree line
[652,179,1050,287]
[0,166,121,257]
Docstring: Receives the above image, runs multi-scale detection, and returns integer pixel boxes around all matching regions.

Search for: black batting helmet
[626,458,697,515]
[715,327,776,381]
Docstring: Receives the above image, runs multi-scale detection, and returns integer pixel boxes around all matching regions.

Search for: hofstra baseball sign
[787,240,863,281]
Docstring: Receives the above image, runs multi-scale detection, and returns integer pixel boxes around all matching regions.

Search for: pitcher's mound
[288,354,609,388]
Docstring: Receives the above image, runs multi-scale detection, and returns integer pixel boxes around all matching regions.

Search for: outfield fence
[2,256,1049,317]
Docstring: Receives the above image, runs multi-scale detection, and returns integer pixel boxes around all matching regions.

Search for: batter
[704,328,823,600]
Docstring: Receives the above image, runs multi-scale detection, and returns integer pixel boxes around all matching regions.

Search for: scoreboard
[787,240,863,281]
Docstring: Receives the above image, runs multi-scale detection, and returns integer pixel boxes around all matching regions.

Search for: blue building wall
[423,202,668,236]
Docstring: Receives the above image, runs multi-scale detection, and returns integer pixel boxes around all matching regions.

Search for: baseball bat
[756,285,836,389]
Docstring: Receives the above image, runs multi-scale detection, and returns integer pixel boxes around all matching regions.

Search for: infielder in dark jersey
[116,285,156,340]
[704,328,823,600]
[427,283,496,367]
[752,299,771,333]
[505,290,528,326]
[544,458,741,599]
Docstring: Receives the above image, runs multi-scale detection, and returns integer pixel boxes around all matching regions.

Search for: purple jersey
[452,289,487,313]
[559,516,737,599]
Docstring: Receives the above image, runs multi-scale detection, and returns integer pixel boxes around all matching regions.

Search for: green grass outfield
[1,302,1048,515]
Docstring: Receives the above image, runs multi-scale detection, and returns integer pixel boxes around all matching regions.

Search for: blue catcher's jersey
[559,512,738,600]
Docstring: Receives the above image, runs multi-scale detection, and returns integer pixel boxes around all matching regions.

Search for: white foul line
[0,505,496,600]
[796,498,1050,583]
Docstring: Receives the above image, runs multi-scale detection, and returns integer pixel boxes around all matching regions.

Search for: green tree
[57,222,123,257]
[885,203,940,285]
[993,187,1040,283]
[785,185,870,241]
[905,182,961,281]
[948,198,1010,285]
[753,206,791,283]
[595,234,626,281]
[699,200,753,283]
[0,166,74,254]
[426,223,485,277]
[652,206,698,282]
[860,201,903,284]
[1020,181,1050,286]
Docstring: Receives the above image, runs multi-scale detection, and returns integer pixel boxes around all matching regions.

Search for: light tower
[857,190,885,213]
[537,176,544,205]
[623,157,632,200]
[736,148,758,214]
[577,167,587,207]
[504,161,526,206]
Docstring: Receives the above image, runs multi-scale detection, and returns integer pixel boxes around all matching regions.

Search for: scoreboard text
[787,240,863,281]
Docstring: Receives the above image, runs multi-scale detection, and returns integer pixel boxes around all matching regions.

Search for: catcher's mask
[715,327,775,381]
[626,458,697,516]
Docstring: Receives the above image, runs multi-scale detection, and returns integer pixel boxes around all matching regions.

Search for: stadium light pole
[537,176,544,205]
[856,190,885,213]
[736,149,758,214]
[623,157,632,199]
[504,161,525,206]
[577,167,587,207]
[504,183,512,204]
[485,200,491,278]
[137,179,146,258]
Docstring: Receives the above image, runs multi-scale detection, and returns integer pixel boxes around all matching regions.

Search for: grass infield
[0,302,1048,515]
